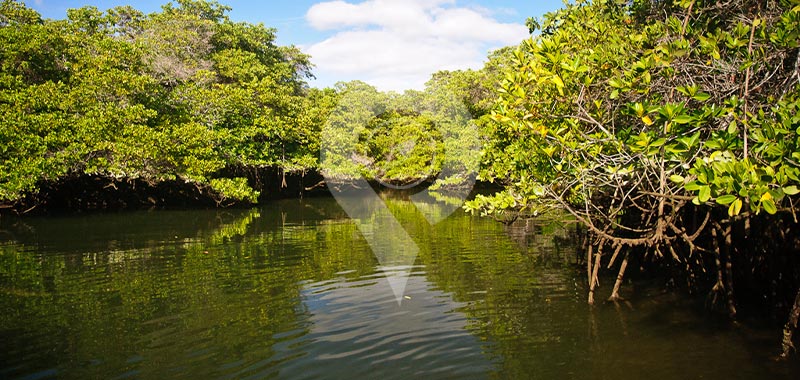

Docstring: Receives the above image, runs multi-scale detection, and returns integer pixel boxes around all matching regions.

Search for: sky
[26,0,566,91]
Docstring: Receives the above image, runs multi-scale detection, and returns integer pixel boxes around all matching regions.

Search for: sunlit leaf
[685,181,702,191]
[669,174,685,183]
[762,198,778,214]
[784,186,800,196]
[699,186,711,202]
[716,195,737,205]
[672,114,693,124]
[728,198,743,216]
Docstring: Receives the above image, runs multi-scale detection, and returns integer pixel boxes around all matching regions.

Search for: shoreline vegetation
[2,0,800,359]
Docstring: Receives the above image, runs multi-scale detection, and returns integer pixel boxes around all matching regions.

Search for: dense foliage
[0,0,487,209]
[319,79,483,190]
[0,0,330,206]
[465,0,800,357]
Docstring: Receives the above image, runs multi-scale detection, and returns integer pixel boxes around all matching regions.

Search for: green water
[1,197,798,379]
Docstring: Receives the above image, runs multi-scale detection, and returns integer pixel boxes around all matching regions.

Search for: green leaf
[665,144,688,154]
[552,75,564,89]
[727,121,738,134]
[716,195,737,205]
[672,114,693,124]
[699,186,711,202]
[685,181,702,191]
[669,174,685,183]
[632,102,646,117]
[728,198,743,216]
[552,75,565,96]
[608,78,623,88]
[762,198,777,214]
[679,131,701,148]
[692,92,711,102]
[783,186,800,195]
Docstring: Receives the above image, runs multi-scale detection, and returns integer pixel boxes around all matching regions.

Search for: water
[1,197,798,379]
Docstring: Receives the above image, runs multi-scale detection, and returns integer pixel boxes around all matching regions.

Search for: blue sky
[26,1,565,90]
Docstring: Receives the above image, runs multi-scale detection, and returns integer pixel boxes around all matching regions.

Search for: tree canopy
[0,0,327,206]
[0,0,488,208]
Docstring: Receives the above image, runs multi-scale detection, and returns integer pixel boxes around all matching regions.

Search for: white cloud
[304,0,528,91]
[33,0,43,5]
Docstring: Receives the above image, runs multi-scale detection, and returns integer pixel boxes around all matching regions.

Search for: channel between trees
[2,0,800,358]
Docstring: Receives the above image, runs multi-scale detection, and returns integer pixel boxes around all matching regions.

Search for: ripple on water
[257,269,494,380]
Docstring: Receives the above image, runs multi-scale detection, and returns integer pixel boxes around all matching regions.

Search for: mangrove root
[608,252,629,302]
[780,288,800,359]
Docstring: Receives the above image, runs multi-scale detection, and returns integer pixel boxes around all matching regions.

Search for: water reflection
[282,272,491,379]
[0,198,798,379]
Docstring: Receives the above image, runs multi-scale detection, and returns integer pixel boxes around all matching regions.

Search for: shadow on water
[1,197,799,379]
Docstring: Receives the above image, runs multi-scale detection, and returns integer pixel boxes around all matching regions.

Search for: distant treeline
[0,0,496,211]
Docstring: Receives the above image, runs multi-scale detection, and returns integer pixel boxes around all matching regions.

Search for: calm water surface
[1,197,798,379]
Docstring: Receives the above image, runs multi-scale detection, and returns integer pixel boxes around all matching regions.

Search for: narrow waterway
[1,197,798,379]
